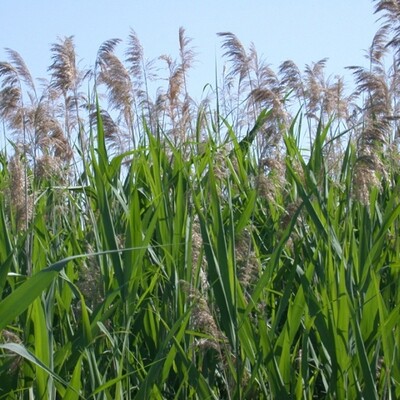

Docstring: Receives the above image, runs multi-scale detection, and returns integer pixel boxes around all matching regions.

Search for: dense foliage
[1,1,400,398]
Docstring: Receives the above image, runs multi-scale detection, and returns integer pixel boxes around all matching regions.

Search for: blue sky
[1,1,379,99]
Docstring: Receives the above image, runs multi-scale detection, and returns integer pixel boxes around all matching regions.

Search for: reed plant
[1,0,400,398]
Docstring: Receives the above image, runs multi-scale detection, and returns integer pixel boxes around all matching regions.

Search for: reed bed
[1,1,400,398]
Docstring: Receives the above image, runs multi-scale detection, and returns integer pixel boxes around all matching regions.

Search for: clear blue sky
[1,1,379,99]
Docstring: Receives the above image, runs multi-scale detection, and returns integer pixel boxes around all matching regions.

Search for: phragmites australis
[352,151,386,205]
[255,156,286,202]
[180,280,226,353]
[7,151,33,231]
[235,228,259,290]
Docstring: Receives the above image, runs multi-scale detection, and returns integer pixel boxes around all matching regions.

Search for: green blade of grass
[0,343,73,391]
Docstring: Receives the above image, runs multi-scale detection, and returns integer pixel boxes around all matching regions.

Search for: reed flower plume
[235,228,259,290]
[303,58,328,120]
[125,31,143,79]
[31,97,73,160]
[159,55,184,133]
[0,49,36,139]
[97,39,135,149]
[217,32,250,86]
[34,155,61,181]
[256,156,286,203]
[353,151,385,205]
[178,27,196,98]
[250,71,288,152]
[96,31,157,147]
[0,48,74,182]
[279,60,305,103]
[349,48,392,152]
[347,14,394,204]
[125,29,157,94]
[2,48,36,96]
[89,106,122,153]
[48,36,81,94]
[217,32,255,132]
[371,13,400,142]
[346,1,400,151]
[125,29,158,130]
[280,58,351,132]
[374,0,400,63]
[94,37,121,92]
[7,150,33,231]
[48,36,88,156]
[323,76,351,120]
[0,62,24,132]
[218,33,290,155]
[158,29,196,145]
[180,281,225,353]
[48,36,84,116]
